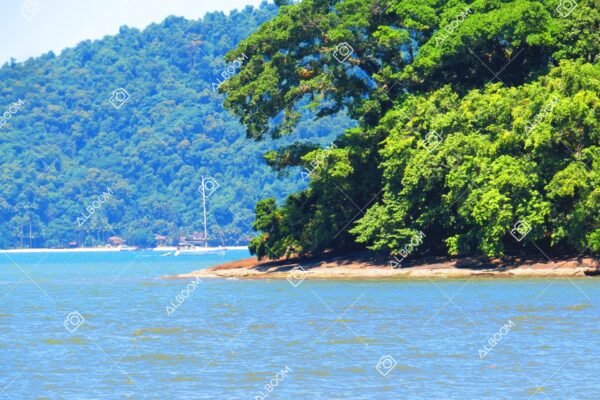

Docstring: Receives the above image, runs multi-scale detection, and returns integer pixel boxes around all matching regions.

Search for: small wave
[248,323,275,332]
[43,337,87,345]
[527,387,546,395]
[341,367,366,373]
[394,364,419,371]
[238,371,265,383]
[565,304,591,311]
[326,336,377,345]
[122,353,187,363]
[162,376,197,382]
[133,327,184,336]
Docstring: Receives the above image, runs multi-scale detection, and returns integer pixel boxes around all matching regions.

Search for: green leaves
[352,60,598,256]
[223,0,599,259]
[258,59,598,259]
[224,0,600,141]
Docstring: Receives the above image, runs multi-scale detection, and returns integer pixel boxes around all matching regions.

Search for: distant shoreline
[175,252,600,280]
[0,247,124,253]
[0,246,248,254]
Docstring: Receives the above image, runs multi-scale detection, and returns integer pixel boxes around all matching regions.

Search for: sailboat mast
[201,175,208,248]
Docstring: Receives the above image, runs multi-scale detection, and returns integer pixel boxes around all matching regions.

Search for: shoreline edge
[172,253,600,280]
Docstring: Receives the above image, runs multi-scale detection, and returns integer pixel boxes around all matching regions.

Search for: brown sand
[172,252,600,280]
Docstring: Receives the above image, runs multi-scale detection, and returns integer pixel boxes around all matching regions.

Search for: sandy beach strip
[0,246,248,254]
[0,247,124,254]
[174,253,600,280]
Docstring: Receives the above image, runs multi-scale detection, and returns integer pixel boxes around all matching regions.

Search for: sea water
[0,250,599,399]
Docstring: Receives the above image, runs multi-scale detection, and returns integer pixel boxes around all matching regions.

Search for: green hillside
[0,2,354,248]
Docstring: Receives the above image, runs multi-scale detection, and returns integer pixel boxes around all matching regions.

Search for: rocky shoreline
[173,252,600,280]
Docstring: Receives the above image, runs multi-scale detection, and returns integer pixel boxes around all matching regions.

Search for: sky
[1,0,266,65]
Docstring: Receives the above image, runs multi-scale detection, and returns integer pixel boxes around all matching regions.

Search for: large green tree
[222,0,599,259]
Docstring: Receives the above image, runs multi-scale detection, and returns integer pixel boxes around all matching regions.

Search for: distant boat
[174,242,226,256]
[152,246,177,252]
[172,175,227,257]
[118,245,139,251]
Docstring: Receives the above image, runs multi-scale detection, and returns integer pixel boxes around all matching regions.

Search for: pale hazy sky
[1,0,267,65]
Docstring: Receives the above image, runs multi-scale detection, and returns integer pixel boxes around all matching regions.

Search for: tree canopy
[221,0,599,259]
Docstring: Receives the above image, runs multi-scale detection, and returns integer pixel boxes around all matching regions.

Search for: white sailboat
[174,242,225,256]
[174,176,227,256]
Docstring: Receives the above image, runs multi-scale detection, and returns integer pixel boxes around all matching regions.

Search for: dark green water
[0,250,598,399]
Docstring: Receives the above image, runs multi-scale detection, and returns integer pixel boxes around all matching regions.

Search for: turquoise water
[1,250,599,399]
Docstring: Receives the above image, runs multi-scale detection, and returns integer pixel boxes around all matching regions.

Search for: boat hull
[174,247,227,256]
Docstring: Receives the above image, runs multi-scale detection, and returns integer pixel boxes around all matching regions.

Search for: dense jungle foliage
[221,0,599,259]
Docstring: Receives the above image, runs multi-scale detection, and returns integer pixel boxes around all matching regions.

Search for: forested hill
[0,2,353,248]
